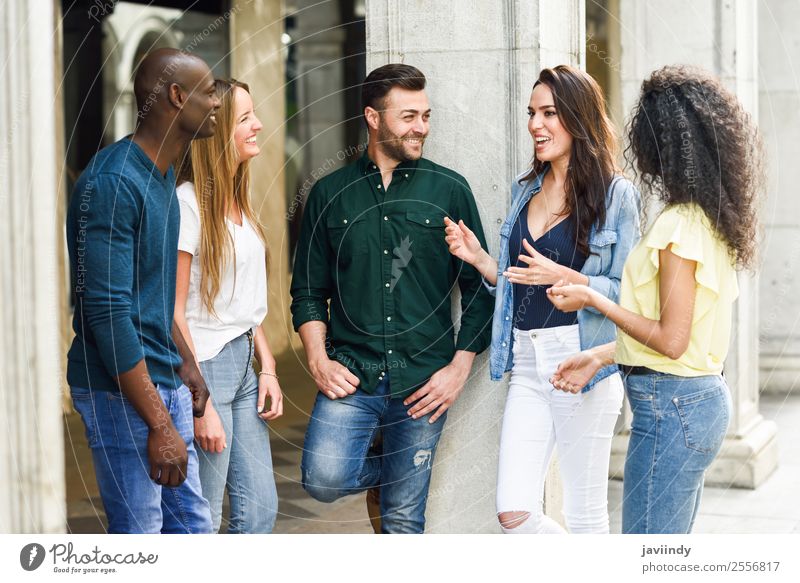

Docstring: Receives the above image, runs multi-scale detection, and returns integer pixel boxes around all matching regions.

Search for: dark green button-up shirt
[290,153,494,398]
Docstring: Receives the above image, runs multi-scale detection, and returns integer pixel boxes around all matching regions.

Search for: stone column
[758,0,800,396]
[612,0,777,488]
[0,0,65,532]
[231,1,294,355]
[366,0,585,532]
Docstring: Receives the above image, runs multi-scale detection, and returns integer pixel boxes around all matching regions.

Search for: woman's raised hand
[444,217,483,266]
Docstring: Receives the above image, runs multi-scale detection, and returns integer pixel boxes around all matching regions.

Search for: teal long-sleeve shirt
[290,154,494,398]
[66,137,182,392]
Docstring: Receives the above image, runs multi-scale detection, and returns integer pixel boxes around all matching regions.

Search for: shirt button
[673,397,679,404]
[425,219,430,224]
[386,316,392,322]
[343,219,348,224]
[404,173,409,178]
[384,216,389,221]
[385,283,390,288]
[388,350,393,354]
[384,249,389,254]
[502,342,507,347]
[505,316,510,321]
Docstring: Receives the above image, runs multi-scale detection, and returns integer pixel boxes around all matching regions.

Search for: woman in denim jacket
[445,65,641,533]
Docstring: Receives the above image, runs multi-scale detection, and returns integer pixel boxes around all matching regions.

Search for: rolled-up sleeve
[290,181,333,331]
[80,174,144,376]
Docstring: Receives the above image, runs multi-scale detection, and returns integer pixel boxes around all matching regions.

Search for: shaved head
[133,48,209,117]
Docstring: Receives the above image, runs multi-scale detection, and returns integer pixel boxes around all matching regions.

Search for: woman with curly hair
[445,65,641,533]
[547,65,763,534]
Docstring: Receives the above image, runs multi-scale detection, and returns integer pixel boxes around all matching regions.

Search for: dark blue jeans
[70,385,213,534]
[301,376,447,533]
[622,372,731,534]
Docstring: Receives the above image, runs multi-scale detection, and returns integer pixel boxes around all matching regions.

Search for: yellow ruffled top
[615,203,738,376]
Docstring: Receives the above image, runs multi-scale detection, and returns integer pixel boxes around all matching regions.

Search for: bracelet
[259,371,279,380]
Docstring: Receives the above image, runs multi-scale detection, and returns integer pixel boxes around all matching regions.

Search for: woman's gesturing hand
[547,281,599,312]
[503,239,568,286]
[444,217,483,266]
[550,350,604,393]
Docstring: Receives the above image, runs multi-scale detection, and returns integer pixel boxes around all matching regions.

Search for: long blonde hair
[179,79,268,318]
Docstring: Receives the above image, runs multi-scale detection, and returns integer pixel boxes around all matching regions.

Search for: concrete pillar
[366,0,585,532]
[611,0,777,489]
[0,0,65,532]
[758,0,800,396]
[231,1,294,355]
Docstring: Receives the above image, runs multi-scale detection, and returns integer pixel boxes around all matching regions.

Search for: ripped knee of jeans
[498,510,531,530]
[412,448,432,470]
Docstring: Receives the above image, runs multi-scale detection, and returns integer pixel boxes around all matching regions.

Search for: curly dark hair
[625,65,764,269]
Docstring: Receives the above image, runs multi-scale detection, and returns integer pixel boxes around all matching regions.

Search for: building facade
[1,0,797,532]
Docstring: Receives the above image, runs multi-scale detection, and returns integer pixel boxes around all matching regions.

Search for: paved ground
[64,350,799,534]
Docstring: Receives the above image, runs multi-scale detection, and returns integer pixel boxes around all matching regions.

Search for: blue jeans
[622,372,731,534]
[197,332,278,533]
[70,385,213,534]
[301,376,446,533]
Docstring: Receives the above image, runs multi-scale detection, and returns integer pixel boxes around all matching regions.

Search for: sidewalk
[65,350,798,534]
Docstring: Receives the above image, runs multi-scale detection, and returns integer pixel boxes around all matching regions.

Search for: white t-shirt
[177,182,268,362]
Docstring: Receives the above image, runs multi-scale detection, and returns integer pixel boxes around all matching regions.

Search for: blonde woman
[175,79,283,533]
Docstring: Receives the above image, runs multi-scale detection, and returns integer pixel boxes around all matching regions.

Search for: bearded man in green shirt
[291,63,494,533]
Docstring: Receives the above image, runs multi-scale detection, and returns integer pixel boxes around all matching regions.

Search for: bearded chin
[377,127,421,162]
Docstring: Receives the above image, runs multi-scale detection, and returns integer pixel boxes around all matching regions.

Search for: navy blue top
[66,137,182,392]
[509,200,587,330]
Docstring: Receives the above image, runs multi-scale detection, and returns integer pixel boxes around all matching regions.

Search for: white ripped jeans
[496,325,624,534]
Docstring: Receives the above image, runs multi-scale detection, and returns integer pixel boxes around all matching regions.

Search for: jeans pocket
[673,385,729,454]
[70,388,99,447]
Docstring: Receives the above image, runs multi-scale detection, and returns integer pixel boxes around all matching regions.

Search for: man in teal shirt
[291,64,494,533]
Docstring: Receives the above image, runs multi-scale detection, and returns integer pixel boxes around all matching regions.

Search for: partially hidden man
[291,64,494,533]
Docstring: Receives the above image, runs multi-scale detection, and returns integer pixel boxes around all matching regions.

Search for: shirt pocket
[405,211,447,263]
[326,214,368,265]
[588,229,618,273]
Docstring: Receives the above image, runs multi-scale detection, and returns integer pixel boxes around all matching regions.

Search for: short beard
[376,120,423,163]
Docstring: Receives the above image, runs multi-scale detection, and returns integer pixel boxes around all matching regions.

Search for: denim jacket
[486,166,642,391]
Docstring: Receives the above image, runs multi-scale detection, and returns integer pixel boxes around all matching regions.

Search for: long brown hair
[178,79,268,317]
[522,65,619,257]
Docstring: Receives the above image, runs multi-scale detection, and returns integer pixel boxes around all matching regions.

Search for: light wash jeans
[197,331,278,533]
[496,325,624,534]
[301,375,446,533]
[622,371,731,533]
[70,384,213,534]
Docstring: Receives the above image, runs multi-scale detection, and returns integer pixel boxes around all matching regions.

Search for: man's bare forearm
[451,349,476,370]
[115,360,174,430]
[172,321,196,365]
[298,320,330,368]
